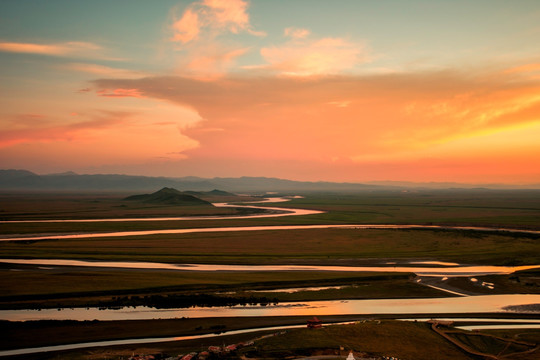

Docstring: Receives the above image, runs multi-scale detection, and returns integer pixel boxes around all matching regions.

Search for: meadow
[1,189,539,358]
[4,318,538,360]
[1,190,540,308]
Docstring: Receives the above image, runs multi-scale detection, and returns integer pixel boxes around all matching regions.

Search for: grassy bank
[2,228,539,266]
[0,269,451,309]
[3,316,540,359]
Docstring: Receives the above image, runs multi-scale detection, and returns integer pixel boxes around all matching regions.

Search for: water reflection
[456,324,540,330]
[2,223,539,242]
[2,294,539,322]
[1,258,538,277]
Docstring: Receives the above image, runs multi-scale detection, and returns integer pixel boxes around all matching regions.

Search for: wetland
[1,189,540,359]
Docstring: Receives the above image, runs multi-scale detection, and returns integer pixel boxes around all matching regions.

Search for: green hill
[124,187,213,206]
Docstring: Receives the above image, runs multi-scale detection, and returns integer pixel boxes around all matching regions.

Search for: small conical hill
[124,187,213,206]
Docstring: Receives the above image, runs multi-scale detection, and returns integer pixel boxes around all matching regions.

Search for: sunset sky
[1,0,539,184]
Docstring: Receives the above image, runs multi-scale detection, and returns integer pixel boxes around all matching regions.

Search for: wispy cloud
[66,63,149,79]
[0,41,100,55]
[284,27,310,39]
[96,88,146,98]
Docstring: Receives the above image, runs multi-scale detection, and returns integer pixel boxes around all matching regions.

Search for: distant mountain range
[0,169,538,193]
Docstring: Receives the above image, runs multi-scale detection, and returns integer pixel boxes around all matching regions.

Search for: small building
[307,316,323,329]
[346,351,356,360]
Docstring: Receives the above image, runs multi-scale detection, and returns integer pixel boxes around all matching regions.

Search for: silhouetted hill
[125,187,213,206]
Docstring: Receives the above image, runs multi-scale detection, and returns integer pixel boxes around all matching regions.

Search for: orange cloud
[0,105,201,172]
[97,88,145,98]
[0,111,131,148]
[0,41,102,56]
[91,67,540,179]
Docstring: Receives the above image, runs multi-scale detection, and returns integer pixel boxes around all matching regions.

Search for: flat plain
[1,189,539,359]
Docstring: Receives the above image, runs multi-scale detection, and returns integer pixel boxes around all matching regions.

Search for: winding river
[1,258,539,277]
[4,186,540,319]
[2,294,540,322]
[2,196,540,356]
[1,197,539,242]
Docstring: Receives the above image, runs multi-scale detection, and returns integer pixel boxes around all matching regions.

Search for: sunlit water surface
[2,294,540,321]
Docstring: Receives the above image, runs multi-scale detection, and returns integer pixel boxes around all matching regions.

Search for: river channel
[2,197,540,357]
[1,197,540,242]
[2,258,539,277]
[2,294,540,321]
[2,199,539,322]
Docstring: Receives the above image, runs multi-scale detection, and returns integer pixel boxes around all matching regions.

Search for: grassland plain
[0,192,263,222]
[3,318,539,359]
[1,190,540,359]
[1,190,540,308]
[252,321,474,359]
[2,228,538,265]
[1,269,448,309]
[2,189,540,232]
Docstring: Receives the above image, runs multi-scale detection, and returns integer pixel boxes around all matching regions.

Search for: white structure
[346,351,356,360]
